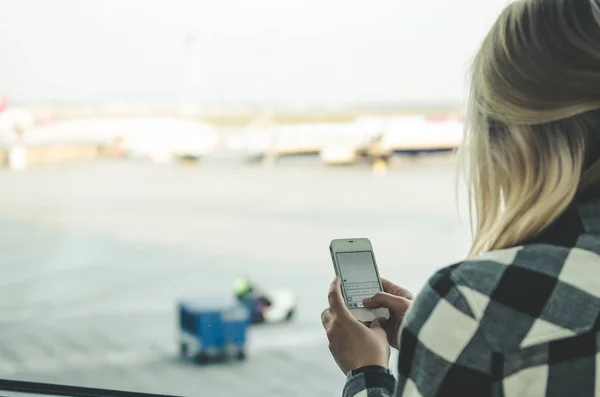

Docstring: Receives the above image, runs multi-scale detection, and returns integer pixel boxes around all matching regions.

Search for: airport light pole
[260,28,279,167]
[182,33,197,117]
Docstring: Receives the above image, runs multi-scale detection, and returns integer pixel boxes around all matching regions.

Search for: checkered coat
[343,193,600,396]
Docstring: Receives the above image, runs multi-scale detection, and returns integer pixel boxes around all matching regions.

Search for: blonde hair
[459,0,600,257]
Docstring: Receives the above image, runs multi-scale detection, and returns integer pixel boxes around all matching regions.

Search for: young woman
[322,1,600,395]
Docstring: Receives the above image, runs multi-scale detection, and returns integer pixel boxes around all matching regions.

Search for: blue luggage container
[178,298,250,363]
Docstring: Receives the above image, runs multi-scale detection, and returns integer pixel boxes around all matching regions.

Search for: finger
[363,291,411,311]
[327,277,351,317]
[381,278,414,300]
[321,308,333,328]
[370,317,386,329]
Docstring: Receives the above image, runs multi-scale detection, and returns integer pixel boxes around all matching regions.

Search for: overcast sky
[0,0,512,106]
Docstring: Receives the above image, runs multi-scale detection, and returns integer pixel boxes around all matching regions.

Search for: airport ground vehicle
[178,298,250,363]
[241,288,297,324]
[234,277,297,324]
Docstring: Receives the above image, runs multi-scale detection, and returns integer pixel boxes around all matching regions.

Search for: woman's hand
[321,277,390,375]
[363,278,413,349]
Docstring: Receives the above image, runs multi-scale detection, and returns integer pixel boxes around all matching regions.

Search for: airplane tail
[0,96,8,113]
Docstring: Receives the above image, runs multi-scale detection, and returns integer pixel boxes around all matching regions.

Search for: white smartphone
[330,238,390,323]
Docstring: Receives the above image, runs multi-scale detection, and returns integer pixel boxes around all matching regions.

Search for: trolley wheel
[285,308,295,321]
[195,353,211,364]
[179,343,188,357]
[236,351,247,360]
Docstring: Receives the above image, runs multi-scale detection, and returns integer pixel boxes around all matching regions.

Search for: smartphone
[329,238,390,323]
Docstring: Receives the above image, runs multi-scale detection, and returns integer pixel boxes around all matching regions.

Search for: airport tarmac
[0,155,471,396]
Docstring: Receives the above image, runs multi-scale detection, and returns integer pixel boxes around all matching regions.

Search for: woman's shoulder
[451,243,600,304]
[437,244,600,352]
[450,244,570,303]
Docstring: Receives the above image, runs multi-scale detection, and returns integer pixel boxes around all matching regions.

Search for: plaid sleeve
[396,265,497,396]
[343,365,396,397]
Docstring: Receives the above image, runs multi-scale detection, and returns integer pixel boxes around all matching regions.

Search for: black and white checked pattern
[344,193,600,396]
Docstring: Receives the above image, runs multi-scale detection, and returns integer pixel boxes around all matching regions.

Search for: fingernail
[363,297,370,304]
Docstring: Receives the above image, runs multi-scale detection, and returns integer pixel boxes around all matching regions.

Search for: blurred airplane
[0,96,36,143]
[23,117,220,163]
[359,115,463,155]
[226,112,462,165]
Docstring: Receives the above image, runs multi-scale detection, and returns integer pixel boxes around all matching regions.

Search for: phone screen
[336,251,382,308]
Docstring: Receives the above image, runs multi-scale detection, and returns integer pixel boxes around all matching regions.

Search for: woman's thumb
[364,291,408,310]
